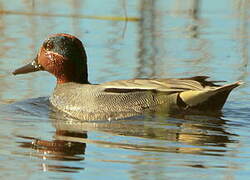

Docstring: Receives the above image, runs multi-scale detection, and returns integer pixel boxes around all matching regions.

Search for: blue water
[0,0,250,179]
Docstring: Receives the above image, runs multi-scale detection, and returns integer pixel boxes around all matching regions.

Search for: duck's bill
[12,57,43,75]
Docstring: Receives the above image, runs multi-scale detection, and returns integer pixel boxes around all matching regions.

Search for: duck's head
[13,33,89,84]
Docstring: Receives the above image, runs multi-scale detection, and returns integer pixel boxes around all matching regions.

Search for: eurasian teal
[13,33,242,120]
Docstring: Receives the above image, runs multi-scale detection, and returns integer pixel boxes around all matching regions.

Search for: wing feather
[101,76,220,93]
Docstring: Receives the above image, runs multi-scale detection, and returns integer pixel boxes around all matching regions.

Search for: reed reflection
[234,0,249,81]
[136,0,157,78]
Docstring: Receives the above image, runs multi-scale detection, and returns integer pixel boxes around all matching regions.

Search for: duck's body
[13,33,242,121]
[50,77,241,120]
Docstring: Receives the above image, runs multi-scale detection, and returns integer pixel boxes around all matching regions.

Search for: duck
[13,33,243,121]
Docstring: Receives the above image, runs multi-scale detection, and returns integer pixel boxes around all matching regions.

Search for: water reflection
[187,0,200,39]
[234,0,249,82]
[17,131,86,173]
[51,114,236,156]
[11,96,238,173]
[9,97,85,173]
[136,0,157,78]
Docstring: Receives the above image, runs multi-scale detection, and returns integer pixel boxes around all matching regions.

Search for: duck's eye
[44,41,54,51]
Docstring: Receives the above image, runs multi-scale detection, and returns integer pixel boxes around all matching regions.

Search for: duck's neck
[57,76,89,84]
[56,67,89,84]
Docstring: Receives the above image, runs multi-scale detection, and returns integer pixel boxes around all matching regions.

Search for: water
[0,0,250,179]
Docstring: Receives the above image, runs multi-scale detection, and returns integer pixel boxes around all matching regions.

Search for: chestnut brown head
[13,34,89,84]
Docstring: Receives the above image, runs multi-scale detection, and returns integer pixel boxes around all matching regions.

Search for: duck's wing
[101,76,242,111]
[101,76,220,93]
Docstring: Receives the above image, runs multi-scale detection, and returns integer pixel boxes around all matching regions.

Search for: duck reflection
[50,109,236,156]
[16,98,237,173]
[14,97,86,173]
[17,130,86,172]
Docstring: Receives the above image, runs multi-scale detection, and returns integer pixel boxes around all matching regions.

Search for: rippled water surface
[0,0,250,179]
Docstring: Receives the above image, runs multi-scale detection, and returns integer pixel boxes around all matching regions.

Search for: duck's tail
[178,81,243,112]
